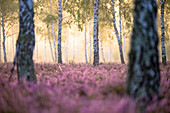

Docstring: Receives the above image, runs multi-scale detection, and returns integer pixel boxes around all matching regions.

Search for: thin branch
[6,32,18,38]
[62,0,65,9]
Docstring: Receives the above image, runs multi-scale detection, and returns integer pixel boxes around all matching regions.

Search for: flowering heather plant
[0,62,169,113]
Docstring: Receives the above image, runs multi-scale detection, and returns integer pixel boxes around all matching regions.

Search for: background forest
[0,0,169,63]
[0,0,169,113]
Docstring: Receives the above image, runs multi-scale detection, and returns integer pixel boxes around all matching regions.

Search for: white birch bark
[127,0,160,100]
[65,30,68,63]
[89,21,92,63]
[48,25,55,62]
[119,0,122,46]
[36,35,38,61]
[123,27,126,60]
[85,11,88,63]
[73,32,75,62]
[112,0,124,64]
[12,25,15,60]
[93,0,99,66]
[99,33,105,62]
[160,0,166,65]
[44,36,47,62]
[58,0,62,63]
[50,0,57,62]
[109,42,112,62]
[1,9,7,62]
[14,0,37,82]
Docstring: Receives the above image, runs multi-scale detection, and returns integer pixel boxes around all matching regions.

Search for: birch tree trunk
[16,0,37,82]
[65,31,68,63]
[12,25,15,59]
[36,26,38,61]
[99,33,105,62]
[160,0,166,65]
[50,0,57,62]
[7,33,8,61]
[93,0,99,66]
[36,37,38,61]
[123,27,126,60]
[47,25,54,62]
[44,36,47,62]
[127,0,160,102]
[89,21,92,63]
[73,32,75,62]
[58,0,62,63]
[85,11,88,63]
[109,42,112,62]
[119,0,122,46]
[0,26,1,62]
[1,10,7,62]
[112,0,125,64]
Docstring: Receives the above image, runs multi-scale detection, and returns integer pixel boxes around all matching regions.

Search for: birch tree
[12,25,15,59]
[123,27,126,60]
[127,0,160,103]
[89,21,92,64]
[50,0,57,62]
[119,0,122,46]
[99,33,105,62]
[65,30,68,63]
[73,32,75,62]
[160,0,167,65]
[93,0,99,66]
[10,0,37,82]
[44,36,47,62]
[111,0,124,64]
[1,9,7,62]
[0,0,18,63]
[58,0,67,64]
[58,0,62,63]
[85,11,88,63]
[47,25,55,62]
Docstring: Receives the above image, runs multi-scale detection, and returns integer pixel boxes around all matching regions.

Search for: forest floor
[0,62,169,113]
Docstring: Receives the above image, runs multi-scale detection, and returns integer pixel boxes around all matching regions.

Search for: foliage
[0,0,19,38]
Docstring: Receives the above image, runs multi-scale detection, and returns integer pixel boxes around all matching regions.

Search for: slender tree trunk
[1,10,7,62]
[16,0,37,82]
[0,26,1,62]
[36,26,38,61]
[99,33,105,62]
[58,0,62,63]
[73,32,75,62]
[160,0,166,65]
[45,36,47,62]
[123,27,126,60]
[127,0,160,103]
[7,34,8,61]
[65,30,68,63]
[110,42,112,62]
[12,25,15,60]
[76,39,78,62]
[119,0,122,46]
[47,25,54,62]
[93,0,99,66]
[50,0,57,62]
[112,0,125,64]
[51,22,57,62]
[36,37,38,61]
[85,11,88,63]
[89,21,92,63]
[76,33,79,63]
